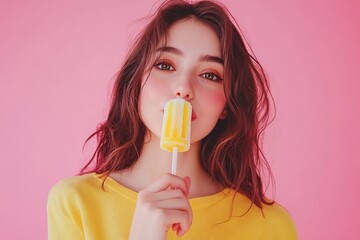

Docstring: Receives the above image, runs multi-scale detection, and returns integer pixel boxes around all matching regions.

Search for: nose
[173,81,194,100]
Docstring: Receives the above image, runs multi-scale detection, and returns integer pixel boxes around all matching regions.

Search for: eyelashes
[154,61,175,71]
[200,72,223,82]
[153,60,223,82]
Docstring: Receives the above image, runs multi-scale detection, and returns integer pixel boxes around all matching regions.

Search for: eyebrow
[156,46,224,65]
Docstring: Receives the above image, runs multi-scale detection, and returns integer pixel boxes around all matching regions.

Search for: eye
[154,61,175,71]
[201,72,223,82]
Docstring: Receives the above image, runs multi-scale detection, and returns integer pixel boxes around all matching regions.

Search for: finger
[155,198,193,234]
[146,188,186,202]
[175,208,193,237]
[183,176,191,196]
[146,173,188,195]
[154,198,192,213]
[158,209,191,235]
[177,225,189,237]
[172,223,180,232]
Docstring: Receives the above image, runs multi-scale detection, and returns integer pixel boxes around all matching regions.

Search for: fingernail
[172,223,179,232]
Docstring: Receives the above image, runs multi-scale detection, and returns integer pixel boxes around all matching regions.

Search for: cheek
[140,75,167,106]
[142,78,162,96]
[141,71,171,96]
[198,89,226,113]
[138,75,167,136]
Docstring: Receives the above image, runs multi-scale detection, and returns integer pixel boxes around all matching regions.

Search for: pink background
[1,0,359,239]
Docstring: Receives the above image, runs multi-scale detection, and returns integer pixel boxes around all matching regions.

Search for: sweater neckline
[94,173,236,210]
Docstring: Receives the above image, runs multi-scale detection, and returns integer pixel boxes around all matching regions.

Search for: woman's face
[139,18,227,144]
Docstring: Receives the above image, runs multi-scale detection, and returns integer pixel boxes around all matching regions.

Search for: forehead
[163,18,222,57]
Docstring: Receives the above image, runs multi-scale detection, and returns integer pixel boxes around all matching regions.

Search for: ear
[219,108,228,120]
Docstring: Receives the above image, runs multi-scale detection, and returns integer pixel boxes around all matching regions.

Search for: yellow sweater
[47,173,297,240]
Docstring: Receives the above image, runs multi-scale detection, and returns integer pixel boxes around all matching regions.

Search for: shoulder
[47,174,102,239]
[49,173,99,193]
[48,173,101,205]
[261,202,298,238]
[230,191,297,239]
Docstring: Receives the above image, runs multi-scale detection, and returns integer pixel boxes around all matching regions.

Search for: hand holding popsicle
[160,99,192,175]
[129,174,192,239]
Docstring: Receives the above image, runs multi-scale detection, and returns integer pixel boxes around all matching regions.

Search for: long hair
[81,0,275,208]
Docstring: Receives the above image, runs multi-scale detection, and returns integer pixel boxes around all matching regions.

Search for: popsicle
[160,99,192,174]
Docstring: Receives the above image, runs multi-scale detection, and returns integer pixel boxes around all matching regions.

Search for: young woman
[48,0,297,239]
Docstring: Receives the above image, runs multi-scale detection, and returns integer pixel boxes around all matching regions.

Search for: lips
[191,111,197,121]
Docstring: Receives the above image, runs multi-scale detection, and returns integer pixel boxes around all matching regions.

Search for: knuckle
[137,191,148,202]
[137,191,145,199]
[179,198,190,208]
[181,189,187,197]
[164,173,173,181]
[174,188,186,198]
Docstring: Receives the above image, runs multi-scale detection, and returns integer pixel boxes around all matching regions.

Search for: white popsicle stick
[171,146,178,175]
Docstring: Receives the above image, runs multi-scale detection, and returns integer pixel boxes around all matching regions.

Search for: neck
[136,135,202,177]
[110,132,224,197]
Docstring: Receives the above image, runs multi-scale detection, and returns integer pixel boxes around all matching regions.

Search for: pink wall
[1,0,359,239]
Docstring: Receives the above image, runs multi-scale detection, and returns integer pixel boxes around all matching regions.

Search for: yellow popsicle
[160,99,192,152]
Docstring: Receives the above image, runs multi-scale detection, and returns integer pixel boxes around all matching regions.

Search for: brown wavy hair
[81,0,275,208]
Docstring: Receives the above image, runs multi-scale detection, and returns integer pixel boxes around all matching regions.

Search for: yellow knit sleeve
[47,179,85,240]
